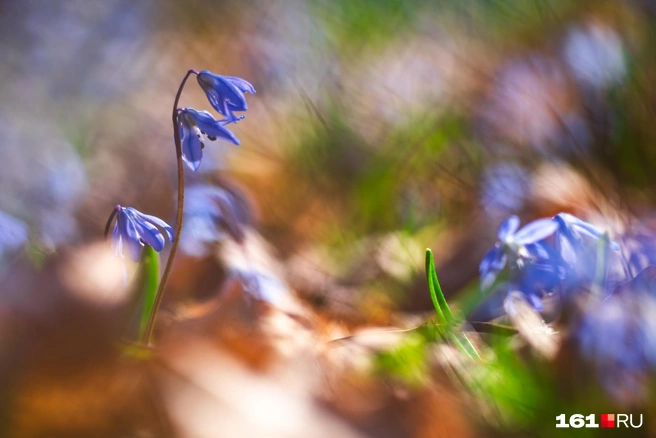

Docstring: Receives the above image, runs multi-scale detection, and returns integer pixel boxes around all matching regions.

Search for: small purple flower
[111,206,173,262]
[178,108,240,172]
[480,215,559,289]
[0,210,28,254]
[196,70,256,122]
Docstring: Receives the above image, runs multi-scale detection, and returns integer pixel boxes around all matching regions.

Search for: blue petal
[224,76,256,94]
[117,209,142,262]
[497,215,520,241]
[137,212,174,242]
[572,222,620,250]
[480,245,506,274]
[180,115,203,172]
[555,213,581,244]
[557,233,578,266]
[204,89,225,117]
[514,218,558,245]
[185,108,240,145]
[197,71,248,114]
[125,208,165,252]
[479,245,507,289]
[572,222,603,240]
[111,223,123,256]
[525,242,549,259]
[524,262,562,289]
[556,212,621,251]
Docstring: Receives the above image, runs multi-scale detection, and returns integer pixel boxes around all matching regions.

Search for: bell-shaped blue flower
[111,206,174,262]
[178,108,240,172]
[480,215,559,289]
[196,70,255,122]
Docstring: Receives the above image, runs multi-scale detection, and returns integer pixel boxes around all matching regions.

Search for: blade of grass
[425,248,451,322]
[426,248,480,359]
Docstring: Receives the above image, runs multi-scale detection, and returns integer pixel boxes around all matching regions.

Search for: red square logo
[601,414,615,428]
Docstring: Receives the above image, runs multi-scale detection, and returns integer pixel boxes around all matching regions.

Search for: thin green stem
[143,69,197,346]
[592,232,610,300]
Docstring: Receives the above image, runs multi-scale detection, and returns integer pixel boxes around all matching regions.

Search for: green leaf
[425,248,454,323]
[136,245,160,342]
[425,248,480,359]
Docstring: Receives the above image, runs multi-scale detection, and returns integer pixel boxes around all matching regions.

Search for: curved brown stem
[143,69,197,346]
[104,205,120,239]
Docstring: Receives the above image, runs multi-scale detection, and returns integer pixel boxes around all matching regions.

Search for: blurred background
[1,0,656,436]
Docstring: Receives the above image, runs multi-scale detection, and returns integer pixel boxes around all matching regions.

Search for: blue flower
[479,215,559,289]
[178,108,240,172]
[0,210,28,255]
[554,213,624,289]
[180,184,252,257]
[111,206,174,262]
[196,70,255,122]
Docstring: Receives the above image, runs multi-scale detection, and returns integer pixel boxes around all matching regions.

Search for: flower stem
[103,205,120,239]
[143,69,197,346]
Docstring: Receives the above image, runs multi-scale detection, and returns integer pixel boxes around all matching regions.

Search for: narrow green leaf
[425,248,480,359]
[136,245,160,342]
[425,248,453,322]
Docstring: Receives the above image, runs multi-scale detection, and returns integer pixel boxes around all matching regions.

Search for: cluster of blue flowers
[108,70,255,261]
[479,212,621,310]
[478,211,656,403]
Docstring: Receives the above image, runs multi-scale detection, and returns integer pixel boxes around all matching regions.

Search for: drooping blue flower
[180,184,252,257]
[479,215,559,289]
[178,108,240,172]
[0,210,28,255]
[196,70,256,122]
[111,206,174,262]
